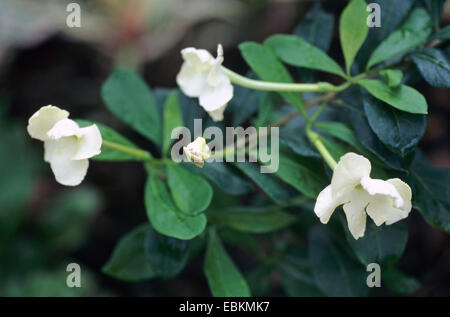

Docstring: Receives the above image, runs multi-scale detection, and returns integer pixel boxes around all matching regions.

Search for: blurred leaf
[274,154,328,198]
[421,0,446,28]
[254,92,280,127]
[430,25,450,41]
[383,266,421,295]
[218,228,260,254]
[233,162,296,205]
[315,121,365,153]
[246,265,273,296]
[339,0,369,73]
[204,228,251,297]
[77,120,142,161]
[144,227,189,279]
[207,206,295,233]
[166,163,213,215]
[379,69,403,88]
[358,79,428,114]
[239,42,305,113]
[308,226,369,297]
[278,253,324,297]
[366,8,432,69]
[228,78,261,126]
[37,187,101,251]
[344,222,408,266]
[145,174,206,240]
[409,151,450,231]
[265,34,344,76]
[411,48,450,88]
[293,2,334,52]
[182,161,252,196]
[163,91,183,157]
[102,224,155,282]
[362,93,426,155]
[102,68,162,146]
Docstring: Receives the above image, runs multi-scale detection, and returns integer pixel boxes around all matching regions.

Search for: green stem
[222,67,349,93]
[102,140,153,161]
[306,128,337,170]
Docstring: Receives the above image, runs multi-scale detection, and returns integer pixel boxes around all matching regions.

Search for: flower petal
[27,105,69,141]
[72,124,102,160]
[331,152,371,197]
[206,104,227,122]
[44,137,79,163]
[360,176,403,208]
[46,119,81,140]
[314,185,346,224]
[366,178,412,226]
[342,188,370,239]
[176,63,210,97]
[199,82,233,112]
[181,47,214,69]
[49,157,89,186]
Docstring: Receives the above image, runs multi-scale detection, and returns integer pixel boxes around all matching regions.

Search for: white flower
[314,152,412,240]
[27,105,102,186]
[176,44,233,122]
[183,137,211,168]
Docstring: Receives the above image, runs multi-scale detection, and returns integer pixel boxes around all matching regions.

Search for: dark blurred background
[0,0,449,296]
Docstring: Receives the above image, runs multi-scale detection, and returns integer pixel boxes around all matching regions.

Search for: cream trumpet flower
[27,105,102,186]
[314,152,412,240]
[183,137,211,168]
[176,44,233,122]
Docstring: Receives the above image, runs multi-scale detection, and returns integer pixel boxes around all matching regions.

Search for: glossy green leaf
[145,175,207,240]
[265,34,344,76]
[380,69,403,88]
[239,42,305,113]
[77,120,143,161]
[102,68,162,146]
[166,163,213,215]
[367,8,432,69]
[207,206,296,233]
[144,227,189,278]
[363,93,426,155]
[409,151,450,231]
[308,226,369,297]
[162,91,184,156]
[204,229,251,297]
[344,222,408,266]
[293,2,334,53]
[358,79,428,114]
[233,162,296,205]
[411,48,450,88]
[339,0,369,73]
[315,121,365,153]
[102,224,155,282]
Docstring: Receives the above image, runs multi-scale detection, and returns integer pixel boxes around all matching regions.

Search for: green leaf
[422,0,446,28]
[366,8,432,69]
[102,224,155,282]
[274,154,328,199]
[145,175,207,240]
[182,161,253,196]
[430,25,450,41]
[233,162,296,205]
[380,69,403,88]
[277,253,325,297]
[363,93,426,155]
[315,121,365,153]
[308,226,369,297]
[144,227,189,278]
[228,77,262,126]
[293,2,334,53]
[344,222,408,266]
[358,79,428,114]
[101,68,162,146]
[339,0,369,73]
[162,91,183,156]
[239,42,305,113]
[203,229,251,297]
[207,206,296,233]
[410,48,450,88]
[409,151,450,231]
[383,266,421,295]
[166,163,213,215]
[265,34,345,76]
[77,120,142,161]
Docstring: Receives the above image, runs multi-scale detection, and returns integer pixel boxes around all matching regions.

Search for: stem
[306,128,337,170]
[102,140,153,161]
[222,67,348,93]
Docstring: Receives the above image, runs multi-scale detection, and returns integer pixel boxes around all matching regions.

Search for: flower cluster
[314,152,412,239]
[27,105,102,186]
